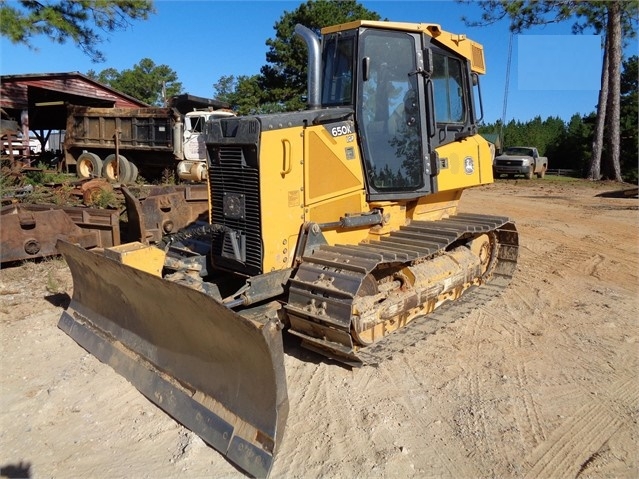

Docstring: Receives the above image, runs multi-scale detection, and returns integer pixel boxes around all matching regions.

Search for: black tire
[76,152,103,179]
[127,162,139,183]
[525,170,533,180]
[102,154,131,183]
[537,169,546,179]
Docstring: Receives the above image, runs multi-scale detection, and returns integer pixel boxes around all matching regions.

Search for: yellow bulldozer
[58,20,518,477]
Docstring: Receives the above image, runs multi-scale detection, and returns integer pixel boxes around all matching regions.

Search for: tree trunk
[588,43,608,180]
[602,0,623,181]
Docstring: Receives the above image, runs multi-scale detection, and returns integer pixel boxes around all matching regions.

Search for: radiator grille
[209,145,262,274]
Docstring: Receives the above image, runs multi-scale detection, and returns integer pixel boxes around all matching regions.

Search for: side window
[432,52,466,124]
[322,35,355,106]
[190,117,204,133]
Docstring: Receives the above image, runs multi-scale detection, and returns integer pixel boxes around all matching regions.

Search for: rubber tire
[76,152,103,179]
[537,169,546,179]
[102,154,131,183]
[525,170,534,180]
[127,162,139,184]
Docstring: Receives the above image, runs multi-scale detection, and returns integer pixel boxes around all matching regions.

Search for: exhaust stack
[294,24,322,110]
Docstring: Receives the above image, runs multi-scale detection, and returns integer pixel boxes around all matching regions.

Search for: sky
[1,0,635,125]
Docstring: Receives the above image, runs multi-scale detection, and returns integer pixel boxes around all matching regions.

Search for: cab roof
[321,20,486,74]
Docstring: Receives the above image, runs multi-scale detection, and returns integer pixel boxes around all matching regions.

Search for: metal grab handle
[281,138,292,176]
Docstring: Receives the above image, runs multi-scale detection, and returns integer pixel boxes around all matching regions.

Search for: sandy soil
[1,179,638,479]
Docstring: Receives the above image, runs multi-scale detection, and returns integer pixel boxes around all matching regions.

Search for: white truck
[493,146,548,179]
[64,94,235,183]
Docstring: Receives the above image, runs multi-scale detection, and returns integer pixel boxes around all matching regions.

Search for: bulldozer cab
[320,22,485,201]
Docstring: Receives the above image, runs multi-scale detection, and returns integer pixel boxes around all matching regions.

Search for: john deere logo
[464,157,474,174]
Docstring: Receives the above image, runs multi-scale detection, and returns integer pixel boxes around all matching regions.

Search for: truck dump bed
[65,106,178,153]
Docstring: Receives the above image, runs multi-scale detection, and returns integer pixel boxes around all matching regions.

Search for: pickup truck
[493,146,548,179]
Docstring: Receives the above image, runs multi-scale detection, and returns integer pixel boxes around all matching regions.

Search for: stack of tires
[76,152,139,184]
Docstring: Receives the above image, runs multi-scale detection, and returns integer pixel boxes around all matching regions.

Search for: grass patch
[88,188,118,208]
[495,175,636,192]
[23,163,72,186]
[540,175,583,183]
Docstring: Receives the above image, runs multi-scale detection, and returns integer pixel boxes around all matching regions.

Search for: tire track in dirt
[275,360,329,475]
[513,362,546,447]
[374,358,482,478]
[276,357,383,477]
[447,308,515,473]
[522,375,637,478]
[475,291,554,461]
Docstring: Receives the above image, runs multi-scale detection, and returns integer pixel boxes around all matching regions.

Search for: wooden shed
[1,72,149,155]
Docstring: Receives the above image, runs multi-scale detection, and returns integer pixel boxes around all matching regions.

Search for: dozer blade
[56,240,288,478]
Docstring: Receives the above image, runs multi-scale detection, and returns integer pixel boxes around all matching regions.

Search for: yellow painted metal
[259,128,306,272]
[301,121,373,246]
[322,20,486,74]
[102,241,165,276]
[409,190,463,222]
[303,124,364,204]
[433,134,494,192]
[259,127,493,265]
[365,202,409,239]
[306,191,366,225]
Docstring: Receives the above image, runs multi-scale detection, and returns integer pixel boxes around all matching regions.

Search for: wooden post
[114,128,121,180]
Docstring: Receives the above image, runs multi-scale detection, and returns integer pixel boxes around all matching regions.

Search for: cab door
[356,28,430,201]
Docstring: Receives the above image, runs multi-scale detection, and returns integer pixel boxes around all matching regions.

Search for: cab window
[432,52,466,124]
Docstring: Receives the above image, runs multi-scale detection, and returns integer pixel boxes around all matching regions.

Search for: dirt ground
[1,179,637,479]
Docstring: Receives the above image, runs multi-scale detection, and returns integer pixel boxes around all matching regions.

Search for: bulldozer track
[285,214,519,366]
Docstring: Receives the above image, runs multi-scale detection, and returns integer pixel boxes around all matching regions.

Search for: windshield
[504,147,534,156]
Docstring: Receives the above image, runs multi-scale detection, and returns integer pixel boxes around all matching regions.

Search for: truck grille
[496,159,524,166]
[208,145,262,275]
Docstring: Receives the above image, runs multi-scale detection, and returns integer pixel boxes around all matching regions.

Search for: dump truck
[57,21,519,477]
[64,94,235,183]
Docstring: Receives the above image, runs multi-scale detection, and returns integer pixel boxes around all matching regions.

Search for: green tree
[0,0,155,63]
[461,0,638,182]
[546,113,593,173]
[87,58,182,105]
[214,0,381,113]
[214,74,272,115]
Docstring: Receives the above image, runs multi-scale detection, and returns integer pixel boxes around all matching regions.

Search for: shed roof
[1,71,149,130]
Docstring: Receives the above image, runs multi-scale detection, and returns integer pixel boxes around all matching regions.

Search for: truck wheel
[127,162,139,183]
[102,154,131,183]
[77,152,103,179]
[525,170,533,180]
[537,169,546,179]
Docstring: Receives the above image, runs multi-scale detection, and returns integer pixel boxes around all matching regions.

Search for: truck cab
[177,109,236,181]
